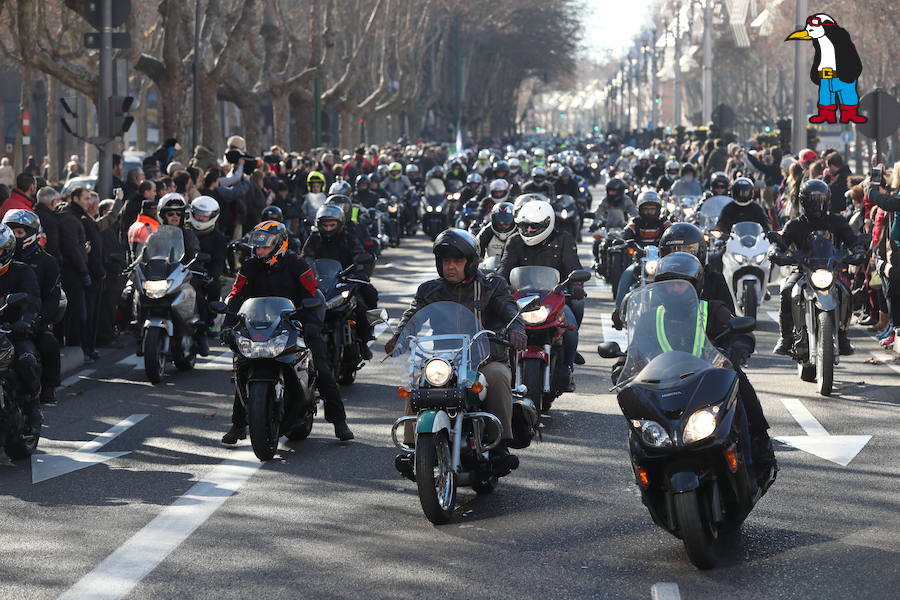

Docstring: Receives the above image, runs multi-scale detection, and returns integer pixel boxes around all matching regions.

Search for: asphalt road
[1,222,899,600]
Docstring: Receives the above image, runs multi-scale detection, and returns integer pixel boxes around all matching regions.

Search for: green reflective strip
[351,206,360,222]
[655,301,709,357]
[655,306,673,353]
[693,301,708,356]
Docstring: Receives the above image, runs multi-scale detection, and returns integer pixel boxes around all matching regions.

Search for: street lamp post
[791,0,808,152]
[673,4,683,127]
[702,0,713,126]
[651,24,660,129]
[636,43,645,131]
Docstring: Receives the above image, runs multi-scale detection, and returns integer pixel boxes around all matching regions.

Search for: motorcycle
[692,195,731,232]
[367,206,390,255]
[0,293,40,459]
[454,199,482,233]
[422,179,448,241]
[667,194,700,223]
[401,190,421,237]
[211,296,321,461]
[510,266,592,413]
[131,226,202,384]
[378,197,401,248]
[597,281,776,569]
[721,222,770,320]
[382,298,540,524]
[552,194,581,241]
[313,255,375,385]
[772,231,860,396]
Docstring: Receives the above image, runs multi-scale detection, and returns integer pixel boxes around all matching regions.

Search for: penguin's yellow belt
[819,68,836,79]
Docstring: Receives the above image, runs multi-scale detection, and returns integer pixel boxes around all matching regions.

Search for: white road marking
[60,369,95,388]
[870,352,900,376]
[115,354,143,368]
[600,312,628,350]
[766,310,780,323]
[57,453,263,600]
[650,582,682,600]
[32,414,149,484]
[775,398,871,466]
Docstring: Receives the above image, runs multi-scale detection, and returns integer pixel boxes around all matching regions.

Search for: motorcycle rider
[301,204,376,361]
[669,162,703,198]
[300,171,328,229]
[713,177,771,236]
[656,160,681,192]
[613,191,671,311]
[0,224,43,433]
[3,210,61,404]
[384,228,526,480]
[632,150,653,183]
[186,196,227,356]
[769,179,863,356]
[474,149,492,174]
[499,200,584,390]
[221,220,354,442]
[703,171,731,200]
[405,163,422,189]
[126,196,160,261]
[590,178,636,232]
[571,156,594,185]
[156,193,200,262]
[507,158,525,184]
[477,202,516,261]
[460,172,485,203]
[352,174,381,209]
[445,157,467,186]
[554,167,580,200]
[618,252,776,472]
[522,166,555,199]
[479,178,512,217]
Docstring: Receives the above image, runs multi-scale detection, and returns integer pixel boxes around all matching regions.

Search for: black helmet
[316,204,345,239]
[2,209,41,252]
[490,202,516,241]
[799,179,830,218]
[248,221,289,267]
[710,171,730,194]
[0,224,16,275]
[681,162,696,176]
[606,177,626,195]
[659,222,706,265]
[433,228,480,280]
[326,194,352,224]
[260,205,284,222]
[636,191,662,218]
[731,177,755,206]
[655,251,704,293]
[493,160,509,176]
[355,174,370,189]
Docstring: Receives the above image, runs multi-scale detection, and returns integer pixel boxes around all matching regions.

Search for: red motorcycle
[510,266,591,413]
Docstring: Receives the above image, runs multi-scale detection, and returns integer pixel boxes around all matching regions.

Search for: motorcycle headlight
[631,419,672,448]
[810,269,834,289]
[520,305,550,324]
[753,253,766,264]
[682,406,719,444]
[644,259,658,277]
[426,205,434,212]
[560,209,570,220]
[388,204,398,213]
[682,207,694,218]
[237,332,290,358]
[423,358,453,387]
[735,254,748,265]
[436,205,443,212]
[143,279,170,299]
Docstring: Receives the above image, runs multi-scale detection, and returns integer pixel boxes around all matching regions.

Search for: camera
[869,167,883,186]
[225,149,256,165]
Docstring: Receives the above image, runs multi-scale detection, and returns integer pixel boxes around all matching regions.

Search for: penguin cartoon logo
[785,13,867,125]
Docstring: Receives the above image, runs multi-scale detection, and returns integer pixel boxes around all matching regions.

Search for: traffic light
[59,97,87,139]
[654,97,661,104]
[592,125,600,133]
[777,118,791,148]
[763,125,772,133]
[108,95,134,135]
[559,113,567,119]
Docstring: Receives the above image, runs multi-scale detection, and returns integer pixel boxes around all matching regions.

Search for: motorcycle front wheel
[143,328,166,384]
[608,253,623,298]
[741,280,758,320]
[415,431,456,524]
[816,311,834,396]
[674,490,718,569]
[247,381,280,460]
[3,406,40,460]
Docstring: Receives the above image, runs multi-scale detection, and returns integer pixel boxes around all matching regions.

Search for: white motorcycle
[721,222,770,320]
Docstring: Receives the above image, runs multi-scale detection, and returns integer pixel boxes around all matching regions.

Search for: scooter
[598,281,776,569]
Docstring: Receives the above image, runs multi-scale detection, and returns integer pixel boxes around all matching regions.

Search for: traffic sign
[840,130,853,144]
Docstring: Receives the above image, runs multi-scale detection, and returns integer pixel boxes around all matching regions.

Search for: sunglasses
[805,16,834,27]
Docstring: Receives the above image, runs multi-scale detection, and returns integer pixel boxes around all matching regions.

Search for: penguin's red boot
[809,104,837,124]
[839,104,867,124]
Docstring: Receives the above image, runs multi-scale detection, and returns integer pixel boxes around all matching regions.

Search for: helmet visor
[661,242,700,257]
[517,218,551,238]
[248,229,281,248]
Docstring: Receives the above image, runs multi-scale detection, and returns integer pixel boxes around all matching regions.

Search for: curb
[60,347,85,377]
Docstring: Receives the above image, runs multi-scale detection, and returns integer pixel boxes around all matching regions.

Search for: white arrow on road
[31,414,148,484]
[775,398,870,466]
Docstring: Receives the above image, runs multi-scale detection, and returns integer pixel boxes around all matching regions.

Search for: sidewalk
[60,347,85,378]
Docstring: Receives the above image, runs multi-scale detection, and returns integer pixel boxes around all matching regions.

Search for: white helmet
[489,178,511,202]
[477,149,491,162]
[515,200,555,246]
[157,192,187,217]
[665,159,680,173]
[622,146,635,157]
[509,157,521,170]
[533,147,546,158]
[189,195,220,232]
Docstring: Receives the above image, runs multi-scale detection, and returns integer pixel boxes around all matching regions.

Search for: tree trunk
[239,102,263,155]
[272,91,291,150]
[293,95,312,150]
[46,75,59,182]
[199,74,223,153]
[135,86,150,153]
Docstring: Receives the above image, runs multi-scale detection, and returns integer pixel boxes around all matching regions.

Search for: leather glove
[570,283,587,300]
[82,275,92,288]
[589,222,599,233]
[384,335,398,355]
[611,308,624,330]
[219,328,235,346]
[508,329,528,351]
[11,320,32,337]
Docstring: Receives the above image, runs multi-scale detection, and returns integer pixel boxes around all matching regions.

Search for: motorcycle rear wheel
[816,311,834,396]
[143,328,166,384]
[521,358,546,415]
[673,490,718,569]
[415,431,456,524]
[741,280,758,320]
[247,381,279,461]
[608,254,623,298]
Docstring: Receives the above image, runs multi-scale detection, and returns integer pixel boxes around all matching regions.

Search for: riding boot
[333,420,354,441]
[839,104,868,124]
[221,425,247,444]
[489,442,519,477]
[773,313,792,355]
[838,329,854,356]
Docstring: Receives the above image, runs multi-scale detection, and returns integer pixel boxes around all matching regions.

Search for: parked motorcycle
[721,222,770,320]
[131,226,202,384]
[510,266,592,413]
[383,298,540,524]
[211,296,321,461]
[313,255,374,385]
[597,281,776,569]
[0,293,40,459]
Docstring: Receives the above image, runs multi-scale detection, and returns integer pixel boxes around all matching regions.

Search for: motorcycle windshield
[425,179,445,197]
[803,232,841,269]
[312,259,343,298]
[305,193,327,211]
[238,296,294,331]
[509,266,560,294]
[144,225,185,262]
[675,195,700,207]
[391,301,490,370]
[732,221,764,248]
[696,195,731,228]
[619,281,730,388]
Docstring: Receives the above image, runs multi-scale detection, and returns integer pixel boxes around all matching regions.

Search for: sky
[580,0,657,60]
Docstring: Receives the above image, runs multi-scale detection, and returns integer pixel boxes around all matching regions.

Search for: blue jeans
[818,77,859,106]
[615,264,638,310]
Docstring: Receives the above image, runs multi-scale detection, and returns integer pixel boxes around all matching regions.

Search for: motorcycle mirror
[302,297,324,310]
[516,295,541,313]
[567,269,592,284]
[354,253,375,265]
[366,308,389,326]
[209,300,228,314]
[728,316,756,334]
[597,342,625,358]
